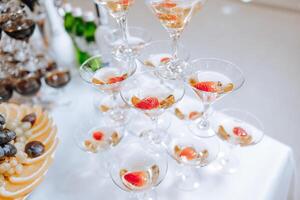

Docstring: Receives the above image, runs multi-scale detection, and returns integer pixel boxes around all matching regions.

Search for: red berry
[107,74,127,84]
[233,127,248,137]
[124,171,147,187]
[160,57,171,64]
[135,97,159,110]
[193,81,217,92]
[93,131,104,141]
[179,147,197,160]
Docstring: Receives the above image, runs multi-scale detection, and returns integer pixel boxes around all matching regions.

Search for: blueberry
[0,114,5,126]
[0,147,5,159]
[0,129,16,145]
[25,141,45,158]
[2,143,17,157]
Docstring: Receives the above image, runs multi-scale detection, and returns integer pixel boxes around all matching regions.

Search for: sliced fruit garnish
[123,171,148,187]
[92,78,105,85]
[193,81,222,93]
[107,74,127,84]
[157,13,177,21]
[189,78,197,86]
[132,96,160,110]
[93,131,105,141]
[174,108,185,120]
[99,105,110,112]
[179,147,197,160]
[160,57,171,64]
[189,111,203,120]
[160,95,175,109]
[144,60,155,68]
[223,83,234,93]
[157,2,177,8]
[111,131,120,146]
[218,125,230,140]
[150,165,159,184]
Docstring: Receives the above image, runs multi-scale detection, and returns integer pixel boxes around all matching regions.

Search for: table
[28,74,296,200]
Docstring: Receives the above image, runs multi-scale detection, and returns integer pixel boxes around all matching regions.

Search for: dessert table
[28,75,296,200]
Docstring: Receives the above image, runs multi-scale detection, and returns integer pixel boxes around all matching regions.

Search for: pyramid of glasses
[74,0,266,197]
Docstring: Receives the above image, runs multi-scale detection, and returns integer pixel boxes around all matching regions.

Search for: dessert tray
[0,103,58,199]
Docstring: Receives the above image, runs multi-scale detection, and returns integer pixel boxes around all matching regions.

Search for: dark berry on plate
[25,141,45,158]
[0,79,13,102]
[0,129,16,145]
[45,70,71,88]
[0,114,5,126]
[14,75,41,96]
[2,143,17,157]
[21,113,37,126]
[0,147,5,159]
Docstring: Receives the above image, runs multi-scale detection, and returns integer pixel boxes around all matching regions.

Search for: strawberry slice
[160,57,171,64]
[134,97,160,110]
[158,2,177,8]
[179,147,197,160]
[233,127,248,137]
[124,171,148,187]
[93,131,105,141]
[193,81,217,92]
[157,13,177,21]
[119,0,133,6]
[107,74,127,84]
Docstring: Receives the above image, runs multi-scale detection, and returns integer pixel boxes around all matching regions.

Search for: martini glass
[103,26,152,58]
[74,118,126,178]
[139,40,190,71]
[146,0,206,79]
[120,68,185,144]
[110,141,168,200]
[79,54,137,125]
[185,58,245,138]
[166,134,219,190]
[213,109,264,173]
[94,0,135,58]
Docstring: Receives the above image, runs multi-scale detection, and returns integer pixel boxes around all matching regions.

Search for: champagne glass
[166,134,219,190]
[120,68,185,144]
[79,53,137,125]
[139,40,190,71]
[103,26,152,58]
[185,58,245,138]
[213,109,264,173]
[94,0,135,58]
[146,0,206,79]
[110,141,168,200]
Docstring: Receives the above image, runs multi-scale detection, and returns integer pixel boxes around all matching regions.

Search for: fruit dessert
[120,164,159,190]
[92,69,128,86]
[131,95,175,110]
[84,129,121,153]
[104,0,135,13]
[174,145,208,164]
[189,79,234,94]
[174,108,203,121]
[150,0,198,30]
[144,55,172,68]
[0,103,58,199]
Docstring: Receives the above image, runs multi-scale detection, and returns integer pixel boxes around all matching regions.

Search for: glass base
[93,93,131,125]
[188,118,216,138]
[215,153,240,174]
[113,44,141,59]
[157,59,189,80]
[129,190,157,200]
[175,168,200,191]
[127,112,171,139]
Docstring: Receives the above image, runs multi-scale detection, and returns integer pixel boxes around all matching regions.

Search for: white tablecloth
[28,74,296,200]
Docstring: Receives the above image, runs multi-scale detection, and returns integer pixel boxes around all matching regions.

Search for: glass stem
[197,103,211,130]
[117,16,129,48]
[171,31,181,60]
[222,144,237,163]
